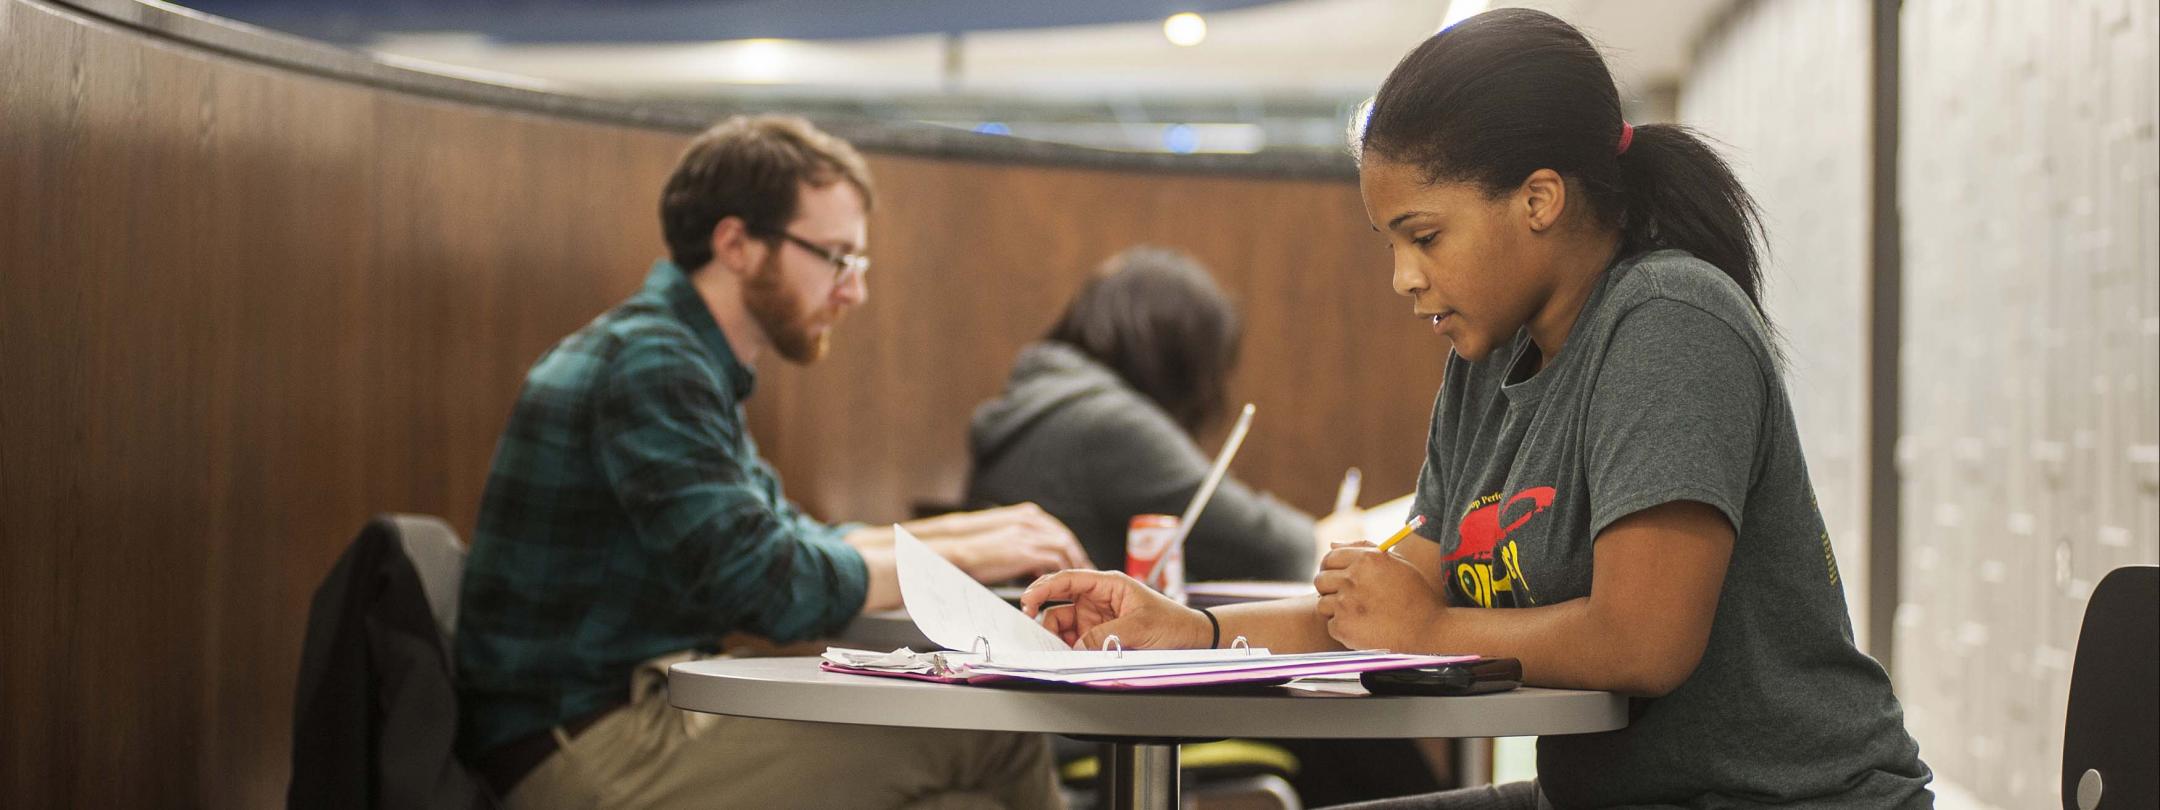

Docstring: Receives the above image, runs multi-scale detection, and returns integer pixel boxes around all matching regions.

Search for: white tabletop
[670,657,1627,740]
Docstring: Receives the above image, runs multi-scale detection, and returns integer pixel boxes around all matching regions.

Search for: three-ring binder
[980,633,1254,661]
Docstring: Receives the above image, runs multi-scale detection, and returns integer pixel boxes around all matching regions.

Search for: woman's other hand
[1019,570,1212,650]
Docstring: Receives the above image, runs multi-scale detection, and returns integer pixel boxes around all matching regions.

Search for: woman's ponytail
[1614,123,1767,314]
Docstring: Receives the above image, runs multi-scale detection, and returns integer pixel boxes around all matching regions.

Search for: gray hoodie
[965,341,1315,581]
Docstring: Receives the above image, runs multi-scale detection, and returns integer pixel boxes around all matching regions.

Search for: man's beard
[743,252,834,364]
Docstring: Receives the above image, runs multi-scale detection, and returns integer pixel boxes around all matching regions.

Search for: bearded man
[456,115,1082,809]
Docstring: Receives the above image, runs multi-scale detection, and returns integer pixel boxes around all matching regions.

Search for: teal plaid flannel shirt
[456,259,867,755]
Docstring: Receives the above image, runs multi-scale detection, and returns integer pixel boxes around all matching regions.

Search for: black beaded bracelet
[1198,606,1221,649]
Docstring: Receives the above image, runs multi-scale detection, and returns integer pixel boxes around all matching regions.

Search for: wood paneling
[750,157,1448,525]
[0,1,1445,806]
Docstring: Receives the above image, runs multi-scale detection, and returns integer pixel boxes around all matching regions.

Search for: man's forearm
[843,524,895,549]
[855,545,902,612]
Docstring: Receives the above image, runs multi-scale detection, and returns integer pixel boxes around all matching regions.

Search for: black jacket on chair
[288,517,491,810]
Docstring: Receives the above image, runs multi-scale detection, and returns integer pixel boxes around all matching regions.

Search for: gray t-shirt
[1410,250,1931,808]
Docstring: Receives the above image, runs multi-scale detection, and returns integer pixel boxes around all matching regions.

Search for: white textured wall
[1896,0,2160,807]
[1684,0,2160,806]
[1680,0,1875,649]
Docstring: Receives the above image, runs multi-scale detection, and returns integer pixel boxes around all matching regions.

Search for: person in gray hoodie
[965,246,1319,582]
[968,247,1455,806]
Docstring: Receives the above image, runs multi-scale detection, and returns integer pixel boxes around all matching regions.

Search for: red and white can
[1124,514,1186,603]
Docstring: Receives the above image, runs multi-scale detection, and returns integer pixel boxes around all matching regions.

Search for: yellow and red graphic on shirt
[1448,487,1555,608]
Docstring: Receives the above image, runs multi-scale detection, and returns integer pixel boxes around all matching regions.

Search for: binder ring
[1100,635,1123,658]
[1230,636,1252,654]
[969,636,992,662]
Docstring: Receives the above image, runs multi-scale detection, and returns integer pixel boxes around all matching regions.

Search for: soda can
[1124,514,1186,603]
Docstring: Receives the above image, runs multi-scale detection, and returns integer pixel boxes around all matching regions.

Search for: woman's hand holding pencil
[1313,514,1448,651]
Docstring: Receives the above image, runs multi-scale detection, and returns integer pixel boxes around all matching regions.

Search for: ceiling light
[1159,123,1263,154]
[1440,0,1489,31]
[1163,12,1207,47]
[730,38,789,83]
[1163,123,1199,153]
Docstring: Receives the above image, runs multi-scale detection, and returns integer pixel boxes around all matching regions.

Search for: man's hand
[1020,570,1212,650]
[924,503,1092,582]
[1314,543,1448,651]
[906,502,1069,541]
[848,503,1090,612]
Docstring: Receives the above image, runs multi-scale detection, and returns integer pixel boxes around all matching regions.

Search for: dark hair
[660,115,876,272]
[1046,247,1241,437]
[1357,8,1767,320]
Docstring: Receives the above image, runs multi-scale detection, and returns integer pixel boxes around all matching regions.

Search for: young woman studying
[1019,9,1933,809]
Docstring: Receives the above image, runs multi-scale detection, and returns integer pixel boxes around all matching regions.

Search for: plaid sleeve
[590,333,868,642]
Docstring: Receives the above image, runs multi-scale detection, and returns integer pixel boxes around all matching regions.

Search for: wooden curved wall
[0,1,1445,806]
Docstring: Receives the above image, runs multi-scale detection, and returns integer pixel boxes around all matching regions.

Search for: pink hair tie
[1616,122,1635,156]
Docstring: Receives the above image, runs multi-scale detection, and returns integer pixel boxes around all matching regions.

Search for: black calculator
[1361,657,1523,696]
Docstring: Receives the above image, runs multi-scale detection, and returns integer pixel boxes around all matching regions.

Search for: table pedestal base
[1101,741,1180,810]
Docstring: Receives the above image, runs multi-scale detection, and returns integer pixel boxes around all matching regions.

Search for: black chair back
[2062,565,2157,809]
[289,514,494,810]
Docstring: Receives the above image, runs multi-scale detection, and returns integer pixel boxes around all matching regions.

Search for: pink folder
[823,653,1477,691]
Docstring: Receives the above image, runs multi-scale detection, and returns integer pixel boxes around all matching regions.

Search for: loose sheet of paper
[894,525,1070,654]
[1361,493,1416,543]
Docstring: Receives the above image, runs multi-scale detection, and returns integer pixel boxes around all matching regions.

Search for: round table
[670,657,1626,810]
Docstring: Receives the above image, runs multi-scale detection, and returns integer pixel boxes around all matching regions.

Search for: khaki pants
[507,653,1063,810]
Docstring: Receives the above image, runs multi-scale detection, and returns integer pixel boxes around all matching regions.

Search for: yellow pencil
[1374,514,1429,553]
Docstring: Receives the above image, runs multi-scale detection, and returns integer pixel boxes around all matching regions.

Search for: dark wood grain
[748,155,1448,525]
[0,1,1446,806]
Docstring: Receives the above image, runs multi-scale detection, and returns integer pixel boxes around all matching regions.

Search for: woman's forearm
[1214,596,1343,653]
[1419,598,1679,696]
[1384,504,1730,696]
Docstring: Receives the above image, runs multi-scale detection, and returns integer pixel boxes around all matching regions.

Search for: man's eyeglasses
[762,230,870,287]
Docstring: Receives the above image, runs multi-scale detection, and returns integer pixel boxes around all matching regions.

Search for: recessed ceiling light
[731,38,788,83]
[1163,12,1207,47]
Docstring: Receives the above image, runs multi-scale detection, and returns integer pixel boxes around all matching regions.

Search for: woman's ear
[1519,168,1568,233]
